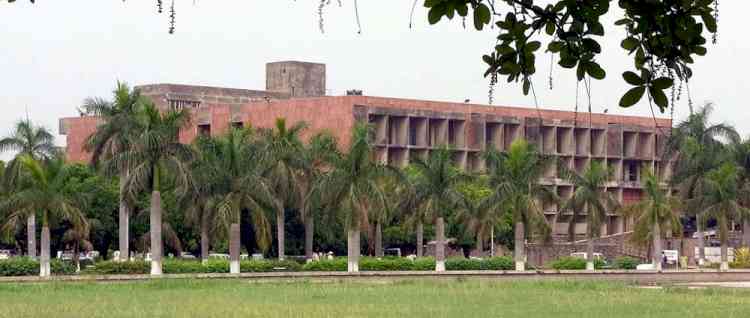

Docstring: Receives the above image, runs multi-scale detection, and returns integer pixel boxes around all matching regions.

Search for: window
[231,122,243,129]
[198,124,211,137]
[168,99,201,111]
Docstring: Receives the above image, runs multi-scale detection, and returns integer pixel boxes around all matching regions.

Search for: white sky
[1,1,748,160]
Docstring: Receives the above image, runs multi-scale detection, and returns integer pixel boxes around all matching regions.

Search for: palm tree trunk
[416,222,424,257]
[514,222,525,271]
[73,242,81,273]
[200,217,210,265]
[347,229,360,272]
[476,233,484,255]
[229,223,240,274]
[27,214,36,259]
[304,214,314,262]
[150,190,163,275]
[118,172,130,262]
[277,208,285,260]
[435,217,446,272]
[697,214,706,266]
[490,227,495,257]
[653,223,662,271]
[39,225,50,277]
[720,239,729,271]
[743,219,750,248]
[375,222,383,257]
[586,234,595,271]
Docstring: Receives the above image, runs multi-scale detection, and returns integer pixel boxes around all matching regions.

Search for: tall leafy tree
[259,118,307,260]
[483,139,554,271]
[559,161,617,270]
[192,127,274,272]
[406,147,468,271]
[0,155,88,277]
[296,132,339,261]
[104,103,194,275]
[691,163,747,271]
[668,104,738,265]
[316,123,388,272]
[82,82,144,261]
[621,169,682,271]
[730,138,750,247]
[0,119,57,258]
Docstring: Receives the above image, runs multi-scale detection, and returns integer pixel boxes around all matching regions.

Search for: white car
[570,252,604,260]
[0,250,10,260]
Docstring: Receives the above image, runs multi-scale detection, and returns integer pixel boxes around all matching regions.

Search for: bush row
[549,257,606,270]
[0,258,77,276]
[1,255,644,276]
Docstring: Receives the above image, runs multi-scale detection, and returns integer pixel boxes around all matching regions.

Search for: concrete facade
[58,61,673,239]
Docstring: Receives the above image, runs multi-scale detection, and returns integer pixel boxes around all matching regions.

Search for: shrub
[445,257,514,271]
[51,259,76,275]
[301,258,347,271]
[0,258,38,276]
[730,247,750,269]
[84,260,149,275]
[612,256,639,270]
[550,256,605,270]
[0,258,79,276]
[412,257,436,271]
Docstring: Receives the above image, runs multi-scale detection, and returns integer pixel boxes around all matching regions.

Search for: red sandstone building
[59,61,672,238]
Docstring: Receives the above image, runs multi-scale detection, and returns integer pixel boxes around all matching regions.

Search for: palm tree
[621,169,682,271]
[0,155,88,277]
[297,132,339,261]
[483,139,554,271]
[0,119,57,259]
[730,138,750,247]
[406,147,468,271]
[193,127,273,273]
[61,222,94,272]
[457,188,496,255]
[395,168,428,257]
[259,118,307,260]
[104,103,194,275]
[559,161,617,270]
[316,123,388,272]
[693,163,747,271]
[81,82,144,262]
[667,103,738,265]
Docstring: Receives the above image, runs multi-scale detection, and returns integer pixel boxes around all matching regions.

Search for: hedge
[0,258,77,276]
[0,256,524,276]
[445,257,514,270]
[549,256,606,270]
[612,256,639,270]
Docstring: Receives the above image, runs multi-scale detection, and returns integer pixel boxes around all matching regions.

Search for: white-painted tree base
[39,262,50,277]
[720,262,729,271]
[150,261,163,275]
[348,261,359,273]
[586,262,595,271]
[515,261,525,272]
[230,260,240,274]
[435,261,445,272]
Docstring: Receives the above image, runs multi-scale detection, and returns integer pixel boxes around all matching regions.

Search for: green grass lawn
[1,279,749,317]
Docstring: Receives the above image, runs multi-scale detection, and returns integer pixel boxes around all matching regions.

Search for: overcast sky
[1,1,748,159]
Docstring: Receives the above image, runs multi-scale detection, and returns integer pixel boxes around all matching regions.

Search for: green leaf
[525,41,541,52]
[586,62,606,80]
[545,22,555,35]
[702,12,717,33]
[523,79,531,95]
[621,37,639,51]
[651,77,674,90]
[474,4,491,31]
[619,86,646,107]
[582,38,601,53]
[428,5,445,25]
[649,86,669,111]
[614,18,632,26]
[559,58,577,68]
[456,3,468,17]
[622,71,644,86]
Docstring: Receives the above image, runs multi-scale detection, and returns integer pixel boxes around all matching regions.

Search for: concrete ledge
[2,269,750,284]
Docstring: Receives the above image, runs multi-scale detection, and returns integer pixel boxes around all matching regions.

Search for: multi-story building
[59,61,673,239]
